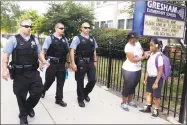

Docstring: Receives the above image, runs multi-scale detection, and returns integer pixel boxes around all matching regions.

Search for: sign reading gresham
[133,1,186,38]
[146,1,185,21]
[143,15,185,38]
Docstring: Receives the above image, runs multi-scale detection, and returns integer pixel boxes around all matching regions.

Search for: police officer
[70,22,98,107]
[2,19,49,124]
[40,23,70,107]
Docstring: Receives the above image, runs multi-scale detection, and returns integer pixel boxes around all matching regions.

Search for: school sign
[133,1,186,39]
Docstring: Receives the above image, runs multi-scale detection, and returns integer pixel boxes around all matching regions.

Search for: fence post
[186,89,187,124]
[179,61,187,123]
[107,41,112,88]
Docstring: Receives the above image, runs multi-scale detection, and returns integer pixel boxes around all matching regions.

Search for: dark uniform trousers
[43,61,66,101]
[75,61,96,102]
[13,70,43,119]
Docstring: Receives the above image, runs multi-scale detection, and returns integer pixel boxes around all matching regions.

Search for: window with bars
[96,1,101,6]
[118,19,125,29]
[126,18,133,29]
[107,20,113,28]
[101,21,106,28]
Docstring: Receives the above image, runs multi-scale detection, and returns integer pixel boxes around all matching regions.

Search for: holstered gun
[8,62,15,80]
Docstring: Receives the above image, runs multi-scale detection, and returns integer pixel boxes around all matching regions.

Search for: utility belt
[8,64,38,79]
[75,56,93,64]
[48,56,66,64]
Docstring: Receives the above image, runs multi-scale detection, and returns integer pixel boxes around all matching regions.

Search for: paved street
[1,51,171,124]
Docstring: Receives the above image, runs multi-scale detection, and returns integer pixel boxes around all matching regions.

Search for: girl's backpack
[155,52,171,80]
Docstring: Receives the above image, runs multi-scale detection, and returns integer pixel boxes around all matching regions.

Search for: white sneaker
[121,103,129,111]
[151,109,159,118]
[128,101,137,108]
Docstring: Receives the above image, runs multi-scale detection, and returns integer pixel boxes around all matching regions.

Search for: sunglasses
[83,27,91,29]
[58,27,65,30]
[21,25,33,28]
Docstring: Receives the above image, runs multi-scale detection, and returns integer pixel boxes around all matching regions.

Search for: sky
[18,1,92,15]
[18,1,49,14]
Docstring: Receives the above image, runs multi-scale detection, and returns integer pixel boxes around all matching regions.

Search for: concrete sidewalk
[0,48,171,124]
[1,68,171,124]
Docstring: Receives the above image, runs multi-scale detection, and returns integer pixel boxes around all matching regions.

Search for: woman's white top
[122,42,143,72]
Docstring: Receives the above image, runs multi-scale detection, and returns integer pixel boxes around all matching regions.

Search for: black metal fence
[96,45,187,123]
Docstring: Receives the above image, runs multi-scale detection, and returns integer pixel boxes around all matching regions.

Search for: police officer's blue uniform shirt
[70,34,98,50]
[3,33,41,54]
[42,33,69,50]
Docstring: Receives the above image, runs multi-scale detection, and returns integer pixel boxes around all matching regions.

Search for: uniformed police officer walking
[70,22,98,107]
[2,19,49,124]
[40,23,70,107]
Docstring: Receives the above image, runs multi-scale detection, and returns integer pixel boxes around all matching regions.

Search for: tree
[39,1,95,40]
[119,1,135,16]
[1,1,23,33]
[19,9,44,34]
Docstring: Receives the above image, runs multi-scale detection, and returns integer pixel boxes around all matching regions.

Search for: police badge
[90,38,93,42]
[62,39,65,42]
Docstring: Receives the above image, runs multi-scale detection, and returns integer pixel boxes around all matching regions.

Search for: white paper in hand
[43,59,50,72]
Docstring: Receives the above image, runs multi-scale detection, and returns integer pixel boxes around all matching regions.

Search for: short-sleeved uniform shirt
[147,52,163,77]
[3,33,41,54]
[42,33,69,51]
[70,34,98,50]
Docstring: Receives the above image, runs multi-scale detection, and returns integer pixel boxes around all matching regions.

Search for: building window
[126,18,133,29]
[118,19,125,29]
[107,20,113,28]
[96,1,101,6]
[95,22,99,28]
[101,21,106,28]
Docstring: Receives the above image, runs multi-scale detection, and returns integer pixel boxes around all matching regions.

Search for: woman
[139,38,164,118]
[121,31,147,111]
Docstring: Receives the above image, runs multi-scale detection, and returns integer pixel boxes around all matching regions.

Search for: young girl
[140,38,164,117]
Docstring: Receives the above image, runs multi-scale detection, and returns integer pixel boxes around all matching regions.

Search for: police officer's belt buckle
[83,58,90,62]
[52,58,59,63]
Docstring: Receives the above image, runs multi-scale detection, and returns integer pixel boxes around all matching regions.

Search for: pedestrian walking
[2,19,49,124]
[70,22,98,107]
[40,23,70,107]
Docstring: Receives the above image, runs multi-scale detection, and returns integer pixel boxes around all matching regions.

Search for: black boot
[55,100,67,107]
[139,104,152,113]
[78,101,85,107]
[41,91,46,98]
[84,96,90,102]
[20,117,28,124]
[28,109,35,117]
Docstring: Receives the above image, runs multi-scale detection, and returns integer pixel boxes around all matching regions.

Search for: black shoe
[55,101,67,107]
[20,118,28,124]
[28,109,35,117]
[152,109,159,117]
[78,101,85,107]
[139,105,151,113]
[41,91,45,98]
[85,96,90,102]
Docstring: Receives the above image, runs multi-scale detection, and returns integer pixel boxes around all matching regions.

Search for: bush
[90,28,151,50]
[172,60,186,77]
[90,28,126,49]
